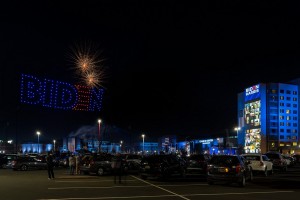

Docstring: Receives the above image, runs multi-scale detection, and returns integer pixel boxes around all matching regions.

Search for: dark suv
[79,153,114,176]
[139,154,186,180]
[207,155,253,187]
[11,156,47,171]
[185,154,211,176]
[264,151,287,172]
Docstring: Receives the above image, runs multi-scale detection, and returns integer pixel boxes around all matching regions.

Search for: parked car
[79,153,113,176]
[282,154,295,167]
[121,154,142,174]
[241,153,273,176]
[264,151,287,172]
[11,156,47,171]
[292,154,300,163]
[139,154,186,180]
[2,154,18,169]
[184,154,211,176]
[207,155,253,187]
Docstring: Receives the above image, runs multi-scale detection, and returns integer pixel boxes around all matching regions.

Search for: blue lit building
[237,82,300,154]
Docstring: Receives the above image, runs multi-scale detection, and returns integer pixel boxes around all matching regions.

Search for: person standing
[111,153,123,184]
[69,154,75,175]
[46,152,55,180]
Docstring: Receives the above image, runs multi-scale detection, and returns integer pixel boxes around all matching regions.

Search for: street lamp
[141,134,145,153]
[98,119,102,152]
[120,140,123,152]
[53,140,56,151]
[234,127,241,149]
[36,131,40,154]
[234,127,240,138]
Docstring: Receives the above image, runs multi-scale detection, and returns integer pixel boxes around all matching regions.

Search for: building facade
[238,82,300,154]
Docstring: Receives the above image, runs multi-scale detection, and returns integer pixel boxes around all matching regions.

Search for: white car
[241,153,273,176]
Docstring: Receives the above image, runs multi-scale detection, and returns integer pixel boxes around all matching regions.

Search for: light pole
[36,131,40,154]
[234,127,240,149]
[53,140,56,151]
[98,119,101,152]
[142,134,145,153]
[120,140,123,152]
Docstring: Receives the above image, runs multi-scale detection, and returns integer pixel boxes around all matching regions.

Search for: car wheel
[21,165,28,171]
[238,175,246,187]
[264,168,268,177]
[97,167,104,176]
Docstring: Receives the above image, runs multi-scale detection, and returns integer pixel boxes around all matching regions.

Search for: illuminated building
[238,81,300,154]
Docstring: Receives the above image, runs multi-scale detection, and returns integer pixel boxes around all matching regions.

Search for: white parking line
[131,175,191,200]
[39,191,295,200]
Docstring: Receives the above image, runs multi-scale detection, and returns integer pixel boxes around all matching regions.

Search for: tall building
[237,82,300,154]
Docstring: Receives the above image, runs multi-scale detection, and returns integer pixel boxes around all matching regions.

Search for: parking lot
[0,164,300,200]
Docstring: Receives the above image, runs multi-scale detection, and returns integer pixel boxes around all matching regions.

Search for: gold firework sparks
[69,42,106,89]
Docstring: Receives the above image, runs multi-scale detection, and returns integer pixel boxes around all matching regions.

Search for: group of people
[46,152,126,183]
[68,154,81,175]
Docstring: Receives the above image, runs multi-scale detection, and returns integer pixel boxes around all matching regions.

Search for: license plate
[218,168,227,172]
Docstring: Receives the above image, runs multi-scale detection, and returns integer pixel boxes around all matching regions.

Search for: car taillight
[235,165,241,173]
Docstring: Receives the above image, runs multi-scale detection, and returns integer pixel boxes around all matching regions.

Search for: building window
[286,103,291,107]
[293,104,297,108]
[293,91,297,95]
[286,110,290,114]
[280,135,284,139]
[293,117,297,120]
[280,102,284,106]
[287,129,291,133]
[293,142,297,146]
[279,115,284,120]
[271,89,277,94]
[280,109,284,113]
[271,129,277,133]
[286,90,291,94]
[293,97,297,101]
[287,122,291,126]
[293,123,297,127]
[292,136,297,140]
[280,96,284,100]
[280,89,284,94]
[280,122,284,126]
[287,116,290,120]
[279,143,285,146]
[293,110,297,114]
[292,129,298,133]
[287,97,291,101]
[280,129,284,132]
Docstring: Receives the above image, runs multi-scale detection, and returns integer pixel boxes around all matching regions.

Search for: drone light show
[20,74,104,112]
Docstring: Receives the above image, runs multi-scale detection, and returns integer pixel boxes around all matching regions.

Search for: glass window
[280,129,284,132]
[286,90,291,94]
[286,110,290,114]
[280,90,284,94]
[286,103,291,107]
[280,96,284,100]
[280,102,284,106]
[293,110,297,114]
[280,115,284,120]
[287,116,290,120]
[280,135,284,139]
[293,97,297,101]
[293,91,297,95]
[293,104,297,108]
[287,97,291,101]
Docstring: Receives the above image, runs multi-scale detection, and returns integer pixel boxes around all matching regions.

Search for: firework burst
[69,42,106,89]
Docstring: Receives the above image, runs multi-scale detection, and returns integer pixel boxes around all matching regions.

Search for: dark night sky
[2,1,300,144]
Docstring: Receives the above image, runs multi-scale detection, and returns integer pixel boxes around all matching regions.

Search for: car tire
[238,175,246,187]
[21,165,28,171]
[97,167,104,176]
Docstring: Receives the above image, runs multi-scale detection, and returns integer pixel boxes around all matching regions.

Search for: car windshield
[243,156,260,161]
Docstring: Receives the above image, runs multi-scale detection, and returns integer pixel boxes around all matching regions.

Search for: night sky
[2,1,300,145]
